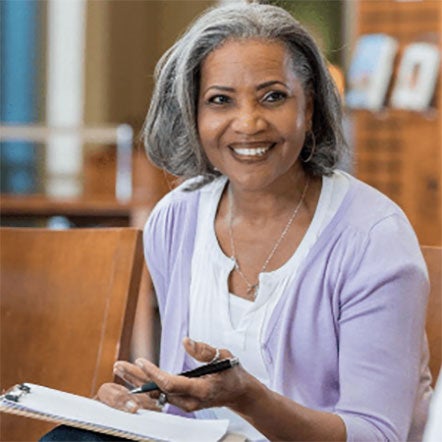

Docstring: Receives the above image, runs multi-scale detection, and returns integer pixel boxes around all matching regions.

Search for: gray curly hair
[143,1,346,188]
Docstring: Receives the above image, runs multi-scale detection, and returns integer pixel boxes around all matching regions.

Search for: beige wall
[84,0,213,129]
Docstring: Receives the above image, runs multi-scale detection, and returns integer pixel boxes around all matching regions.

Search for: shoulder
[142,177,203,282]
[143,175,226,246]
[313,175,429,321]
[143,177,202,240]
[342,172,405,220]
[148,176,210,222]
[143,176,226,288]
[336,172,415,237]
[152,176,203,211]
[319,172,426,281]
[149,174,226,215]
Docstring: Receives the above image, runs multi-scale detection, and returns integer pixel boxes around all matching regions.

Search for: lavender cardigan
[144,174,432,441]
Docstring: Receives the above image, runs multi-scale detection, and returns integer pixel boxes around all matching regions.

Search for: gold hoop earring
[301,131,316,163]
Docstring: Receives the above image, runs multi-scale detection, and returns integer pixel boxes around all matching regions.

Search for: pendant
[247,283,259,297]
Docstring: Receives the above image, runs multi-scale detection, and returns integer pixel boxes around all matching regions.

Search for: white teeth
[233,146,270,156]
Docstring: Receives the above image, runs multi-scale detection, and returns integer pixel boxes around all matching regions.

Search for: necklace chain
[228,178,309,298]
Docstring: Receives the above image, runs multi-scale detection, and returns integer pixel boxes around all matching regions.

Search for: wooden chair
[0,227,144,441]
[421,246,442,386]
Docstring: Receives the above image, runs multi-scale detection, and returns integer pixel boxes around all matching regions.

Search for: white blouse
[188,171,349,440]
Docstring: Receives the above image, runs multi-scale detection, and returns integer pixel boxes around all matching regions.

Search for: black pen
[129,357,239,394]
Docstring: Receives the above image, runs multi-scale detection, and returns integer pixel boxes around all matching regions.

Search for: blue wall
[0,0,41,193]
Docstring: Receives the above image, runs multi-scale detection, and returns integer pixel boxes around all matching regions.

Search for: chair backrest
[421,246,442,386]
[0,227,143,441]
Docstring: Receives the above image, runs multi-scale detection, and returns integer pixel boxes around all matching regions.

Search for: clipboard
[0,383,229,442]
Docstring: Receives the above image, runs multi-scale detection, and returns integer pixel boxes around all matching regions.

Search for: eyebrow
[203,80,288,95]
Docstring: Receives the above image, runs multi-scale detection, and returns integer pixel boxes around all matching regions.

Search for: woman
[43,2,432,441]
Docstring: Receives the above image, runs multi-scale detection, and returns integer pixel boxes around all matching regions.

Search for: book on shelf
[390,42,440,111]
[346,33,398,111]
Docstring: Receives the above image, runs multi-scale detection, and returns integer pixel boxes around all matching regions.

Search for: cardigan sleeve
[335,213,430,441]
[142,186,200,384]
[143,202,169,317]
[143,180,201,313]
[143,190,194,320]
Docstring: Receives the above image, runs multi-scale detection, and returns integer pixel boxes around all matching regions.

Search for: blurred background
[1,0,440,360]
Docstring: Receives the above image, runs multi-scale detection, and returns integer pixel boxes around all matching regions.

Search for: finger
[163,394,203,413]
[113,361,149,387]
[96,383,140,413]
[130,390,162,411]
[98,382,161,412]
[182,338,232,363]
[136,358,208,399]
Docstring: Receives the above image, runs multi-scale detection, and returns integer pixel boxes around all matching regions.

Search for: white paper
[3,384,228,442]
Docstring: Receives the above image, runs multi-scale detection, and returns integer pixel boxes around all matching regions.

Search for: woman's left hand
[136,338,252,413]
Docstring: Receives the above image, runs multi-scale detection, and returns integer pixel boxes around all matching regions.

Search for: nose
[231,104,268,134]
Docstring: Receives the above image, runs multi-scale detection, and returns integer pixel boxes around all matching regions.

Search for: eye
[207,94,231,105]
[263,91,287,103]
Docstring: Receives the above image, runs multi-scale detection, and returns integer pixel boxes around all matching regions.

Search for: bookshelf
[349,0,441,246]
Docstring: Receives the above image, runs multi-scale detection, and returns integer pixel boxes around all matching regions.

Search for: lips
[229,142,276,158]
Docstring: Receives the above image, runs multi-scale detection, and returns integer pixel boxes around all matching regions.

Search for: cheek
[276,116,308,162]
[197,115,223,168]
[288,102,309,129]
[197,113,225,148]
[279,109,309,144]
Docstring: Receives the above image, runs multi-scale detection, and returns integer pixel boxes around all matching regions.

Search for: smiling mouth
[230,143,276,158]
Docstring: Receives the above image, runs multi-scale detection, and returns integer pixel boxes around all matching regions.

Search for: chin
[227,173,277,192]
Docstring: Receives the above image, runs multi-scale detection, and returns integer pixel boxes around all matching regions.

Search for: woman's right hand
[96,360,161,413]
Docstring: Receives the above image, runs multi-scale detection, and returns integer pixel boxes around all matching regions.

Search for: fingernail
[125,400,137,412]
[135,358,144,368]
[186,337,195,349]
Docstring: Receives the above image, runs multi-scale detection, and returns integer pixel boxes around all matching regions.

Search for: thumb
[182,337,231,363]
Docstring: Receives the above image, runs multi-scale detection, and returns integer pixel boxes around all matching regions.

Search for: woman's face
[197,39,313,192]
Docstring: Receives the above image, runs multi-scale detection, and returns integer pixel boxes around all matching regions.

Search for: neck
[226,172,312,299]
[227,171,312,222]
